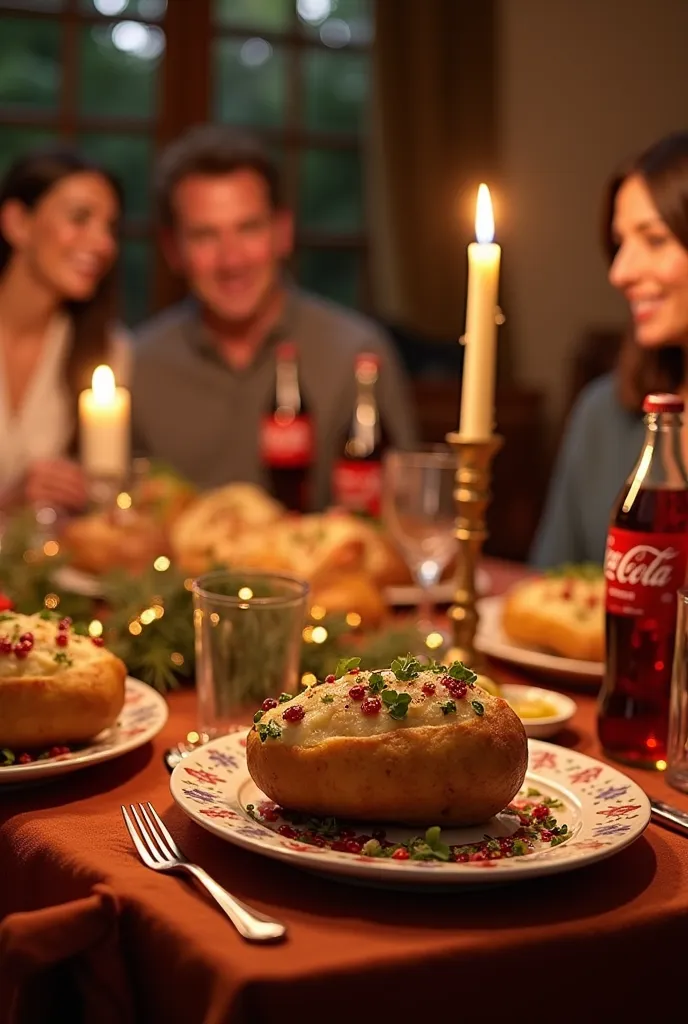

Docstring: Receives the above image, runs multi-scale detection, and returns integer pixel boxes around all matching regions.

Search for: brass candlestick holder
[444,432,503,670]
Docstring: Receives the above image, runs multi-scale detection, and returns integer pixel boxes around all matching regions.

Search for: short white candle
[459,184,501,438]
[79,364,130,479]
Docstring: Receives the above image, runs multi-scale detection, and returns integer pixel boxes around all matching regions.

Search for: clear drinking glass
[381,447,457,638]
[192,570,309,741]
[667,588,688,792]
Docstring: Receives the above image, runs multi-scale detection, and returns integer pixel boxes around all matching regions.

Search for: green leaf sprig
[381,688,412,720]
[447,661,478,686]
[367,671,386,694]
[390,654,421,681]
[257,720,282,743]
[335,656,361,678]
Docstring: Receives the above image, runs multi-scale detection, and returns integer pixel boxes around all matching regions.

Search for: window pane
[214,0,291,30]
[214,38,286,127]
[300,148,362,231]
[79,22,163,118]
[79,0,167,19]
[297,0,373,45]
[304,50,368,134]
[0,17,61,112]
[298,247,359,307]
[78,133,152,221]
[121,239,151,326]
[0,126,58,176]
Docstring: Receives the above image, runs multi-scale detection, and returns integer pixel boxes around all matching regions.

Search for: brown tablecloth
[1,564,687,1023]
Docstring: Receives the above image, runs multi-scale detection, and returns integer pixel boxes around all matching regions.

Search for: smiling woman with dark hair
[0,146,128,512]
[531,131,688,567]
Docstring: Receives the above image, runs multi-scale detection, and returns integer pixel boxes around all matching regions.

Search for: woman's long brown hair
[0,147,123,403]
[603,132,688,412]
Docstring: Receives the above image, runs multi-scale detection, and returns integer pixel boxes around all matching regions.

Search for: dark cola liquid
[599,487,688,767]
[266,465,310,513]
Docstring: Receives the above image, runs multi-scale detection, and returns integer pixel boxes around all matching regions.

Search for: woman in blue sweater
[531,132,688,568]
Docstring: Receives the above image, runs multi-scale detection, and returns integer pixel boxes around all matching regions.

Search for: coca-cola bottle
[598,392,688,767]
[259,341,314,512]
[331,353,388,517]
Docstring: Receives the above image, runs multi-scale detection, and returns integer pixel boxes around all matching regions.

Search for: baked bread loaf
[502,567,604,662]
[61,508,168,576]
[246,657,527,826]
[171,483,285,574]
[0,612,126,748]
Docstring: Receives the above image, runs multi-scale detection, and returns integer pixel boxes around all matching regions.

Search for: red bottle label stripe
[604,526,688,618]
[332,460,382,516]
[260,415,314,468]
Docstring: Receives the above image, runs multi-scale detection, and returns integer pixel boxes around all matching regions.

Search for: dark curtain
[370,0,499,341]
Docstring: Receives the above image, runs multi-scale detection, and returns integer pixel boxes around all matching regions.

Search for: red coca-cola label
[260,415,313,468]
[332,460,382,516]
[604,526,688,618]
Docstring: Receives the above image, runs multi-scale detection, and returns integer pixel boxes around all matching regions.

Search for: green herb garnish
[439,699,457,715]
[381,688,412,720]
[253,710,264,723]
[367,671,386,694]
[257,721,282,743]
[361,838,383,857]
[448,661,478,686]
[278,692,293,703]
[426,659,447,675]
[390,654,421,681]
[53,652,73,667]
[335,656,361,678]
[321,694,335,704]
[0,748,15,766]
[471,700,485,716]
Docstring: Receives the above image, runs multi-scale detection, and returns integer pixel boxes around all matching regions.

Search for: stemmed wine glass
[382,447,457,645]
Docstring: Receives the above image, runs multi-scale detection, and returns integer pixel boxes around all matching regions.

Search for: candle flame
[91,364,115,403]
[475,183,495,244]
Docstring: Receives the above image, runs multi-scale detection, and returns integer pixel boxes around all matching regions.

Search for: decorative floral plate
[476,595,603,684]
[0,677,168,784]
[170,732,650,887]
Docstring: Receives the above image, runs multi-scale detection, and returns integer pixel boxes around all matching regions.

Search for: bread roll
[502,571,604,662]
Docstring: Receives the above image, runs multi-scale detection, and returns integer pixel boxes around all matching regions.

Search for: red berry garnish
[17,753,32,765]
[361,696,382,715]
[282,704,305,724]
[344,839,363,854]
[48,746,63,758]
[531,804,549,820]
[19,632,34,646]
[91,636,104,647]
[278,825,299,839]
[447,681,467,699]
[325,674,335,683]
[439,675,454,688]
[0,636,12,654]
[261,697,278,711]
[348,667,360,675]
[55,633,69,648]
[13,642,30,659]
[58,617,72,630]
[540,830,553,842]
[392,847,410,860]
[348,684,366,701]
[421,682,436,696]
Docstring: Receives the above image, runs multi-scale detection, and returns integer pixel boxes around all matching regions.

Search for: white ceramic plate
[476,594,604,683]
[53,565,103,598]
[0,677,168,783]
[170,732,649,887]
[384,567,491,607]
[499,683,577,739]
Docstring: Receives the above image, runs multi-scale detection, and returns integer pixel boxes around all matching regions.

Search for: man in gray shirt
[132,125,417,509]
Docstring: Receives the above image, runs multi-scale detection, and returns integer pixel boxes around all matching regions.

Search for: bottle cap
[276,341,297,360]
[642,393,685,414]
[356,353,380,381]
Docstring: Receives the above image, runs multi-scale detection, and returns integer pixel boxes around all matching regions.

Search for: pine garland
[0,513,426,692]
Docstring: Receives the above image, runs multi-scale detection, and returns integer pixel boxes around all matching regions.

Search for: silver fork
[121,802,286,942]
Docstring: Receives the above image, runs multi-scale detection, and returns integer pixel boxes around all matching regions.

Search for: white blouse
[0,315,131,492]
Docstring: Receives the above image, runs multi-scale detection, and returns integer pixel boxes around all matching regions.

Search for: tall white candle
[79,364,130,479]
[459,184,501,438]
